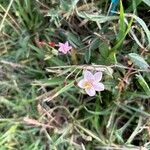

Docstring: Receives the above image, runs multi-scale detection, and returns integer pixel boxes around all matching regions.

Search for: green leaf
[112,17,133,51]
[34,77,65,86]
[66,32,83,48]
[106,51,117,64]
[133,15,150,47]
[44,80,75,102]
[126,0,142,12]
[90,38,100,51]
[84,106,111,115]
[125,105,150,117]
[76,11,119,23]
[85,38,100,63]
[128,53,149,69]
[136,74,150,96]
[99,41,109,59]
[142,0,150,6]
[29,44,44,58]
[85,49,91,63]
[117,0,126,42]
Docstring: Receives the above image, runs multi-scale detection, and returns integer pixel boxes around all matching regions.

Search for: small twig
[23,117,54,129]
[126,116,143,144]
[0,0,14,32]
[0,60,24,68]
[46,64,150,73]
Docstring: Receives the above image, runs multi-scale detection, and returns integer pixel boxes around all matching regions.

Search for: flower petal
[83,70,94,80]
[65,41,69,46]
[58,42,64,47]
[68,46,72,50]
[94,72,102,82]
[58,47,65,53]
[78,79,85,88]
[85,87,96,96]
[58,47,62,51]
[58,42,72,54]
[93,82,104,91]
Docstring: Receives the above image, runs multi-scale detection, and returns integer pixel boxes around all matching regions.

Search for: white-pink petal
[94,72,102,82]
[85,87,96,96]
[65,41,69,46]
[58,43,64,47]
[58,42,72,54]
[83,70,94,80]
[78,79,85,88]
[93,82,104,91]
[68,46,72,49]
[58,47,63,52]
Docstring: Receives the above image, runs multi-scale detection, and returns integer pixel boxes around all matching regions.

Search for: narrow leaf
[136,74,150,96]
[128,53,149,70]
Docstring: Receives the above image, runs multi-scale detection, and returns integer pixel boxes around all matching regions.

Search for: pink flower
[78,70,104,96]
[58,41,72,54]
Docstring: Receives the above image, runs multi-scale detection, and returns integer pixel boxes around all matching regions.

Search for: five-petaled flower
[58,41,72,54]
[78,70,104,96]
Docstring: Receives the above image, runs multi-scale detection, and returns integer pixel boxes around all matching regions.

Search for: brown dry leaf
[23,117,54,129]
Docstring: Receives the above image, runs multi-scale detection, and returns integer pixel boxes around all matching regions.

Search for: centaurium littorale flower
[78,70,104,96]
[58,41,72,54]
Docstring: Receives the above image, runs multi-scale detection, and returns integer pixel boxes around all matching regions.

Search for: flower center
[83,81,92,89]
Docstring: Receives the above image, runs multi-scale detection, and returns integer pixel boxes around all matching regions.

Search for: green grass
[0,0,150,149]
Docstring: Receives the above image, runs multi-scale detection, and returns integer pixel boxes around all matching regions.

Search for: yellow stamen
[83,81,92,89]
